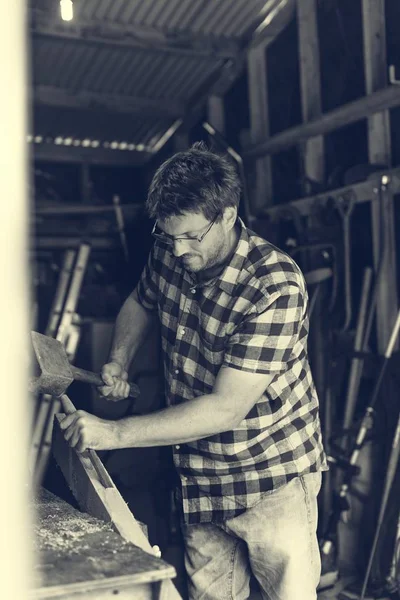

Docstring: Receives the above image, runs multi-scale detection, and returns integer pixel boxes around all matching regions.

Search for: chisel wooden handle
[60,394,113,489]
[70,366,140,398]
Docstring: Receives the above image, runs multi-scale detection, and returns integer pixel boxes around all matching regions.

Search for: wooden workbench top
[31,488,176,598]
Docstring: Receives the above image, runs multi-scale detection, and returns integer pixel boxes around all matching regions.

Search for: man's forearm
[109,289,156,370]
[109,393,239,449]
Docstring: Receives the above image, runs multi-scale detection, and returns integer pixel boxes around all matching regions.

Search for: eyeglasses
[151,214,219,245]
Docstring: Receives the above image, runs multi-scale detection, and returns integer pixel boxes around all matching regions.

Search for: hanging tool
[29,331,140,399]
[342,267,373,433]
[304,266,333,316]
[335,192,355,333]
[360,412,400,599]
[319,307,400,591]
[59,394,113,489]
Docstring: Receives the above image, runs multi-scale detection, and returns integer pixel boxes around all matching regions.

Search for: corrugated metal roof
[33,37,224,102]
[73,0,271,39]
[30,0,293,160]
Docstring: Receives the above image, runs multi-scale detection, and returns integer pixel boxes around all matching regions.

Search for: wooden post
[247,44,273,214]
[362,0,398,353]
[297,0,325,395]
[297,0,330,531]
[173,131,190,152]
[297,0,324,191]
[207,95,226,136]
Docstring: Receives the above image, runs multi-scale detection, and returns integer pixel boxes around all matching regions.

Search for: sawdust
[33,497,116,555]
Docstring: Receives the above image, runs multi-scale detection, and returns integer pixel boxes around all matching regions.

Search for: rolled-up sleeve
[223,284,306,374]
[136,245,160,312]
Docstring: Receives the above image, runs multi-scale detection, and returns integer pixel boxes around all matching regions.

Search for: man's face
[157,211,233,273]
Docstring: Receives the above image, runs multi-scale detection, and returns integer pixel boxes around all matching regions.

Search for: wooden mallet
[29,331,140,399]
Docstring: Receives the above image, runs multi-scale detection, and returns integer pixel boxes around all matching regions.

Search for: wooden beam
[244,84,400,158]
[32,236,118,250]
[52,415,182,600]
[247,45,273,214]
[30,12,240,60]
[34,85,184,119]
[259,166,400,217]
[362,0,398,352]
[33,142,150,166]
[35,203,143,217]
[297,0,324,189]
[250,0,296,49]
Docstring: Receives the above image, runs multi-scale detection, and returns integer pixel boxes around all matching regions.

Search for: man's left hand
[59,410,116,453]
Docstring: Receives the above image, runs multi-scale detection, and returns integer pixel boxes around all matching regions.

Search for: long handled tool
[360,412,400,599]
[319,307,400,589]
[29,331,140,399]
[335,193,355,333]
[342,267,373,433]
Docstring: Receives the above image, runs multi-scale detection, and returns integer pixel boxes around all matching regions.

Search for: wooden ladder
[30,243,91,486]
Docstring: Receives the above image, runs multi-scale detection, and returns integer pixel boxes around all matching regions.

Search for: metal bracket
[389,65,400,85]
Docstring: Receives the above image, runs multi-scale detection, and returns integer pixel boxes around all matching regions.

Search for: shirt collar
[189,217,248,295]
[217,217,249,294]
[164,217,250,295]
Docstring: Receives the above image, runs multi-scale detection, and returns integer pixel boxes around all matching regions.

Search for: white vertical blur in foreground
[0,1,32,598]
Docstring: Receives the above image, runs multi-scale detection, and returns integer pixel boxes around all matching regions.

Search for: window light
[60,0,73,22]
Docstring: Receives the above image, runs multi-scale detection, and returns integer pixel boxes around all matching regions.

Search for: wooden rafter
[32,142,151,165]
[244,84,400,159]
[34,85,184,120]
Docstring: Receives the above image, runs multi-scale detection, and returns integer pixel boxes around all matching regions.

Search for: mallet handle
[70,366,140,398]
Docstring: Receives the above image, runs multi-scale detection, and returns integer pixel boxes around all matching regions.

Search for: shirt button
[190,288,196,294]
[175,369,179,375]
[175,445,180,450]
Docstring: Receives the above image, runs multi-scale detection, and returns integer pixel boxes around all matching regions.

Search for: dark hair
[146,141,241,222]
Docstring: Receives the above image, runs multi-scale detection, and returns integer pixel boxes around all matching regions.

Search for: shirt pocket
[159,298,179,346]
[197,319,227,377]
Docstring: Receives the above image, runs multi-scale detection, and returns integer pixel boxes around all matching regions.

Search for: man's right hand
[99,361,130,401]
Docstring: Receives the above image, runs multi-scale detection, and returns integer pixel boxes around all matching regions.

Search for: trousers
[181,471,322,600]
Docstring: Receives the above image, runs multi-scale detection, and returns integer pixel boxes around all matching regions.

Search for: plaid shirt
[137,218,327,524]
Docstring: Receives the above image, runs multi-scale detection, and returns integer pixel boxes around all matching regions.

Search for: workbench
[31,488,177,600]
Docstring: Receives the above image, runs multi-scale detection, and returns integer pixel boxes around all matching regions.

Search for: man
[60,142,327,600]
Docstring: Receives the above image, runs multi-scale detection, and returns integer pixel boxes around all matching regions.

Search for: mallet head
[29,332,74,396]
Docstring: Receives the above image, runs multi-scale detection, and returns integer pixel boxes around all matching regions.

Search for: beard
[181,235,232,274]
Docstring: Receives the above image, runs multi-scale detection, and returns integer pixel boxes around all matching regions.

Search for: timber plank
[52,415,182,600]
